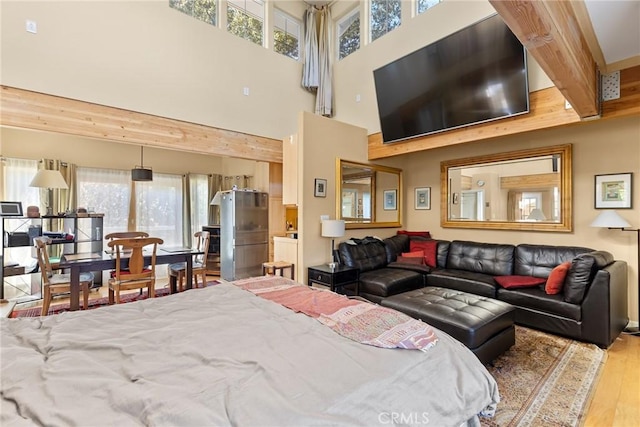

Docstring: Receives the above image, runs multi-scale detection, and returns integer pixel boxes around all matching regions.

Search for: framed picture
[0,201,23,216]
[415,187,431,210]
[314,178,327,198]
[595,173,632,209]
[383,190,397,210]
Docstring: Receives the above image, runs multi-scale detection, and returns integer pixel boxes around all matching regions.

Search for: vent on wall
[601,71,620,101]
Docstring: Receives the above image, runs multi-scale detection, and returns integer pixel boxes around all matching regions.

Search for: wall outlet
[320,214,329,222]
[26,20,37,34]
[243,87,250,96]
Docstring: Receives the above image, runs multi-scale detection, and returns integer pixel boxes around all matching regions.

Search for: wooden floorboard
[584,333,640,426]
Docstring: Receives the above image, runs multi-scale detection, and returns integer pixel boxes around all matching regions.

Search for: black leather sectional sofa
[336,234,628,348]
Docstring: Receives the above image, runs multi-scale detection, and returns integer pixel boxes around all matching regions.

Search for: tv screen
[373,14,529,144]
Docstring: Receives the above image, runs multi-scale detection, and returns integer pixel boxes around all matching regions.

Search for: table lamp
[29,169,69,216]
[321,219,345,264]
[591,210,639,335]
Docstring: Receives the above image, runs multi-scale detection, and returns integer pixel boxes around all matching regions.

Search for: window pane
[274,9,300,60]
[135,173,183,247]
[227,0,264,46]
[417,0,440,15]
[337,9,360,60]
[189,174,209,238]
[169,0,217,26]
[76,167,130,237]
[370,0,401,42]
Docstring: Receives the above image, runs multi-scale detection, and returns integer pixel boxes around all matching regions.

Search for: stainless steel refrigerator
[220,190,269,281]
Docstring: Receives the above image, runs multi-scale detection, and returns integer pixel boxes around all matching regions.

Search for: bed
[1,276,499,426]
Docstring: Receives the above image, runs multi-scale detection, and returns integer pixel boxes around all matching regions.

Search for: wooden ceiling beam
[0,86,283,163]
[489,0,599,119]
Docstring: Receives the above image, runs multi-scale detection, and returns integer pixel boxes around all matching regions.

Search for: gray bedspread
[1,283,499,426]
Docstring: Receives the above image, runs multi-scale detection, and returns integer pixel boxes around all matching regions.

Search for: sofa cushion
[383,234,410,264]
[387,261,432,275]
[427,269,498,298]
[564,253,600,304]
[409,240,438,268]
[436,240,451,268]
[446,241,515,276]
[495,275,546,289]
[545,261,571,295]
[338,239,387,272]
[497,287,581,321]
[359,268,423,298]
[514,244,592,278]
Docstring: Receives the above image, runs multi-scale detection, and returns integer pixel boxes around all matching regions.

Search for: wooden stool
[262,261,294,280]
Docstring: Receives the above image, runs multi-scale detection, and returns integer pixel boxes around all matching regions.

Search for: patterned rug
[9,281,220,318]
[481,326,606,427]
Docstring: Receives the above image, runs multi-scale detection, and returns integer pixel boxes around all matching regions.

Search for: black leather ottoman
[381,287,515,364]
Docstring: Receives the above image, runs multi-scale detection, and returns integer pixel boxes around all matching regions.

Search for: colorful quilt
[232,275,438,351]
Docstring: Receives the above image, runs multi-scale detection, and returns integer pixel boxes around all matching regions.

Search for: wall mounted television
[373,14,529,144]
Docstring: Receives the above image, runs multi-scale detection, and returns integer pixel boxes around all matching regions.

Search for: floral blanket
[232,275,438,351]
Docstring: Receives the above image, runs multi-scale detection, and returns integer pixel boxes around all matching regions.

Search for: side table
[307,264,359,295]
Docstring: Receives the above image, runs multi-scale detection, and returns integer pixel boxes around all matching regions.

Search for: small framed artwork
[595,173,632,209]
[383,190,397,210]
[314,178,327,198]
[0,201,24,216]
[415,187,431,210]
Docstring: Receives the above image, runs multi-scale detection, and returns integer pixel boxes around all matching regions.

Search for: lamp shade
[131,167,153,181]
[321,219,345,238]
[29,170,69,189]
[527,208,546,221]
[210,191,222,206]
[590,210,631,228]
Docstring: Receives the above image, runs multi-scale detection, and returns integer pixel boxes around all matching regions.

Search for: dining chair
[107,237,163,304]
[34,237,94,316]
[167,231,211,292]
[104,231,149,241]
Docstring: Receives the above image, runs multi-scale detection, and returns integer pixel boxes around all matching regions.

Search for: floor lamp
[591,210,640,334]
[29,170,69,216]
[321,219,345,265]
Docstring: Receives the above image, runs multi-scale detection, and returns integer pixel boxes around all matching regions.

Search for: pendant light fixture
[131,146,153,181]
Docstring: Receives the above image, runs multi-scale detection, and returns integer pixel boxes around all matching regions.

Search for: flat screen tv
[373,14,529,144]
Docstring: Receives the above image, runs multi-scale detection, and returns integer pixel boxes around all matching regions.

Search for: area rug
[9,280,220,318]
[481,326,606,427]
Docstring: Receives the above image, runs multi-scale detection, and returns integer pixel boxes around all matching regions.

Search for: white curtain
[189,173,210,241]
[316,6,333,117]
[301,6,319,91]
[135,173,183,247]
[76,167,131,237]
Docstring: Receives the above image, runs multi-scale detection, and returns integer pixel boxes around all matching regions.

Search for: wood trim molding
[368,65,640,160]
[0,86,283,163]
[490,0,598,119]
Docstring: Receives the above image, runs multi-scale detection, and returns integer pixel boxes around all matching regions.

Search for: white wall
[0,0,313,140]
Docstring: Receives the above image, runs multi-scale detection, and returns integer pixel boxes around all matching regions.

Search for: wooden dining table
[59,247,203,311]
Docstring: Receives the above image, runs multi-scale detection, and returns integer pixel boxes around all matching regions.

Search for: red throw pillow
[401,250,424,259]
[545,261,571,295]
[409,240,438,268]
[396,255,425,265]
[397,230,432,239]
[495,275,546,289]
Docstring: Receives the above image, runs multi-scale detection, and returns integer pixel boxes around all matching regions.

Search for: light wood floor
[5,287,640,425]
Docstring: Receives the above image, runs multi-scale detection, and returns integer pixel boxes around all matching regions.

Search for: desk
[59,248,202,311]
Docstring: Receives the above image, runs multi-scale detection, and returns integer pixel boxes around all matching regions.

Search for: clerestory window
[337,7,360,60]
[274,8,301,60]
[227,0,264,46]
[169,0,217,26]
[370,0,401,42]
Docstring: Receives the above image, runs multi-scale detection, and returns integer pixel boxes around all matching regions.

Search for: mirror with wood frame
[336,159,403,229]
[441,144,572,232]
